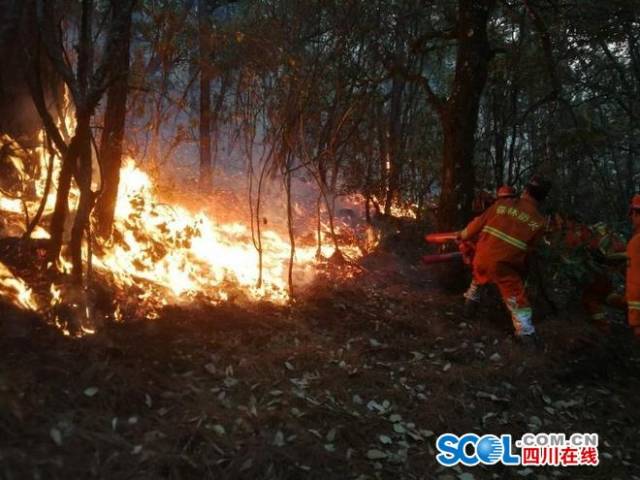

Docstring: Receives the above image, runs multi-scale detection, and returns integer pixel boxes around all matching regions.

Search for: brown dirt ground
[1,252,640,480]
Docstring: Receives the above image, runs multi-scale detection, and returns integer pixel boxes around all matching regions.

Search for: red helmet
[631,194,640,211]
[497,185,516,199]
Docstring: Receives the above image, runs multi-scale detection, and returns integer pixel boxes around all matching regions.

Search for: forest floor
[1,250,640,480]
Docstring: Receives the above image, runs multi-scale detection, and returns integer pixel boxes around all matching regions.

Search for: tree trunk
[384,75,404,215]
[437,0,496,231]
[198,0,212,191]
[95,0,134,238]
[69,112,93,283]
[47,136,80,263]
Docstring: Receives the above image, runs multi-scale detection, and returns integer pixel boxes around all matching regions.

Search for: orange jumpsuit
[626,230,640,337]
[581,228,626,325]
[461,196,544,336]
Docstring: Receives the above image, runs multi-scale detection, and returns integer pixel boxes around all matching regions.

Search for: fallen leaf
[224,377,238,388]
[389,414,402,423]
[553,399,581,409]
[83,387,99,397]
[516,468,533,476]
[273,430,285,447]
[411,351,424,361]
[366,449,388,460]
[212,424,226,435]
[367,400,385,413]
[379,435,392,445]
[393,423,406,434]
[50,428,62,446]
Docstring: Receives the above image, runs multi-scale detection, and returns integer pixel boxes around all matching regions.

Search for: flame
[389,203,417,219]
[0,261,39,311]
[0,92,369,325]
[343,193,417,220]
[88,158,322,304]
[1,139,360,318]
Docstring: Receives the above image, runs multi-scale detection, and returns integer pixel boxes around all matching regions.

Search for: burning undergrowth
[0,86,429,337]
[0,131,408,335]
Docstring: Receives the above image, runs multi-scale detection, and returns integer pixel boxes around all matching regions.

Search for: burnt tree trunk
[95,0,134,238]
[436,0,495,231]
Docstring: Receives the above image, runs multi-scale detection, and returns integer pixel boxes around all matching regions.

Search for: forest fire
[0,129,365,327]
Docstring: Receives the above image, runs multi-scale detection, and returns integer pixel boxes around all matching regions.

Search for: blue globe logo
[476,435,504,465]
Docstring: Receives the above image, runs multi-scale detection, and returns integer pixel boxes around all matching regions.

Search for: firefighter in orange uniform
[627,194,640,338]
[582,222,627,329]
[463,185,517,311]
[458,176,551,342]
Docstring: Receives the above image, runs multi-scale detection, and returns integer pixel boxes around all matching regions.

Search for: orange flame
[0,138,361,317]
[0,261,39,311]
[0,93,369,323]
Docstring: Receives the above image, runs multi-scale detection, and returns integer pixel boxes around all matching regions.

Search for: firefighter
[458,175,551,344]
[627,194,640,339]
[581,222,627,330]
[462,185,517,313]
[550,216,626,331]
